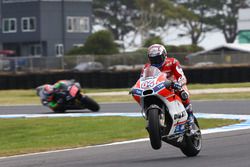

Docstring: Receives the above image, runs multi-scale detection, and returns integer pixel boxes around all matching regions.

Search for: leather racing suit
[143,57,191,110]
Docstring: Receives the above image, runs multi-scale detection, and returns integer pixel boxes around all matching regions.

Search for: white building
[237,8,250,43]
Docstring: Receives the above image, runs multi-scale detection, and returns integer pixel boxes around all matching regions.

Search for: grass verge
[0,92,249,105]
[84,82,250,93]
[91,92,250,103]
[0,117,242,157]
[0,82,250,105]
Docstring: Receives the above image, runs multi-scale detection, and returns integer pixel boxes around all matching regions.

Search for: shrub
[67,46,85,55]
[84,30,119,55]
[166,44,204,53]
[143,36,164,47]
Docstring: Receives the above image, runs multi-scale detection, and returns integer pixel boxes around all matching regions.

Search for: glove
[172,82,182,91]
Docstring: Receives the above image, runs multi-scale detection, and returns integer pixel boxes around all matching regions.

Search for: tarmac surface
[0,95,250,167]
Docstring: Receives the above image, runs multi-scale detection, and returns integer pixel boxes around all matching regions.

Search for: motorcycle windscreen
[142,66,161,79]
[69,85,79,97]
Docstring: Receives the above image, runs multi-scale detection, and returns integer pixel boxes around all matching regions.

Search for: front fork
[145,105,166,131]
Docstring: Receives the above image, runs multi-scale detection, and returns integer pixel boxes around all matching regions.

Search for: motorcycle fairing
[154,96,187,136]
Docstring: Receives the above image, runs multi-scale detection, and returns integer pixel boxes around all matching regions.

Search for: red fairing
[132,80,141,104]
[143,57,187,86]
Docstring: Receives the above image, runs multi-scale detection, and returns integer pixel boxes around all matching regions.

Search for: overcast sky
[163,28,227,50]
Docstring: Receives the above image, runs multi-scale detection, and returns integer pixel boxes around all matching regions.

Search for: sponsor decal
[153,83,165,92]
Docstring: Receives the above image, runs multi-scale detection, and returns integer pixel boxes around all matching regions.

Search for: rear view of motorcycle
[36,80,100,113]
[130,66,201,157]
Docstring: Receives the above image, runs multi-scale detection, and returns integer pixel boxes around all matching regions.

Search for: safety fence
[0,65,250,89]
[0,52,188,73]
[187,52,250,65]
[1,51,250,73]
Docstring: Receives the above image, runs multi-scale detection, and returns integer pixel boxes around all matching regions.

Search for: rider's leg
[179,85,194,123]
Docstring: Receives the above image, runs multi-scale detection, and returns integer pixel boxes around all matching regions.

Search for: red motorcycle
[130,66,201,157]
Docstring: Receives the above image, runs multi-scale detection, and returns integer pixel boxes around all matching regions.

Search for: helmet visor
[149,54,164,66]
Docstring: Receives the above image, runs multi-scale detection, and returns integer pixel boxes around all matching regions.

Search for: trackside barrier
[0,65,250,89]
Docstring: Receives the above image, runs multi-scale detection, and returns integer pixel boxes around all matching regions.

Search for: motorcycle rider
[36,80,75,110]
[143,44,194,127]
[36,84,59,110]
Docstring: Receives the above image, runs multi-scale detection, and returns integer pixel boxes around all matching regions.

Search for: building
[186,43,250,65]
[237,8,250,43]
[0,0,92,57]
[187,8,250,65]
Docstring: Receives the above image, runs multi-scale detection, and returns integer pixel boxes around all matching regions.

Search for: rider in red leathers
[143,44,194,125]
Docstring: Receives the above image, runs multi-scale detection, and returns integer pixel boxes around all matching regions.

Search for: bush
[67,30,119,55]
[84,30,119,55]
[67,46,85,55]
[166,44,204,53]
[143,37,164,47]
[142,36,203,53]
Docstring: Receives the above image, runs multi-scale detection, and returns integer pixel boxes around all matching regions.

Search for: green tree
[171,0,213,45]
[206,0,249,43]
[84,30,119,55]
[93,0,137,41]
[132,0,177,43]
[94,0,180,47]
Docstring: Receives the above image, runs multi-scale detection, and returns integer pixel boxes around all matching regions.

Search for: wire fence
[0,52,250,73]
[187,52,250,66]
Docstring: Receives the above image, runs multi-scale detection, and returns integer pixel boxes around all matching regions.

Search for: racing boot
[186,104,194,123]
[185,104,195,135]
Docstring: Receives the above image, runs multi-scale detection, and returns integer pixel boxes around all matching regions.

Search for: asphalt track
[0,100,250,167]
[0,100,250,115]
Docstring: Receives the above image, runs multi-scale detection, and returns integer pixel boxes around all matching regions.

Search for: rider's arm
[172,58,187,86]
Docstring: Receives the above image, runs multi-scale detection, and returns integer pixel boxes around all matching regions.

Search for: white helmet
[147,44,167,68]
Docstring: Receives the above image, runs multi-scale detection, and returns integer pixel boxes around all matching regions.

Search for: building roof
[187,43,250,58]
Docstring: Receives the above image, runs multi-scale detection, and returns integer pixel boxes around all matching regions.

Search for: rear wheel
[81,96,100,112]
[180,117,202,157]
[148,108,162,150]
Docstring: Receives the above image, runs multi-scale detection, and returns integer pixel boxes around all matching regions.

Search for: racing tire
[82,96,100,112]
[180,117,202,157]
[148,108,162,150]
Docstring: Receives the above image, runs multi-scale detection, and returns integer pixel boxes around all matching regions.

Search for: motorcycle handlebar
[164,80,172,89]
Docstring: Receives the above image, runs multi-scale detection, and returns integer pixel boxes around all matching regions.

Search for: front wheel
[148,108,162,150]
[180,117,202,157]
[81,96,100,112]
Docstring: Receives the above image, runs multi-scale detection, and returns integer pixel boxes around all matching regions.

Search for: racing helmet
[147,44,167,68]
[43,84,54,100]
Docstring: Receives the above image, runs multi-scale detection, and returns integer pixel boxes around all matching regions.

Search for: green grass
[191,92,250,100]
[0,89,39,105]
[0,117,241,157]
[0,82,250,105]
[70,82,250,93]
[92,92,250,103]
[0,91,249,105]
[188,82,250,89]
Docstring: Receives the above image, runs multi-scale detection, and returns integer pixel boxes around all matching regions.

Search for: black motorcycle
[37,81,100,113]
